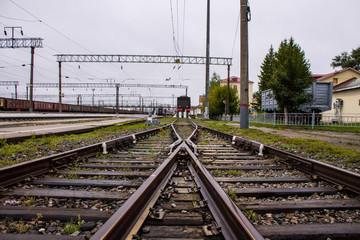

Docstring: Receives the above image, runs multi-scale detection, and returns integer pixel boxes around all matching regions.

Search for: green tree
[251,91,261,112]
[209,72,221,90]
[208,85,239,117]
[258,45,275,91]
[255,45,275,111]
[269,37,313,121]
[330,46,360,70]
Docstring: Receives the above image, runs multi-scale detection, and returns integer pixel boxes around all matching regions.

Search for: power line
[169,0,182,56]
[0,14,39,22]
[9,0,94,53]
[231,10,241,58]
[182,0,186,55]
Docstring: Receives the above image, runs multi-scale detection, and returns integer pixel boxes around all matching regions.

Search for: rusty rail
[0,126,168,188]
[91,143,181,240]
[184,143,264,240]
[199,124,360,194]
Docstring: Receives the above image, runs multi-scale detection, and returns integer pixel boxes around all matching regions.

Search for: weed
[63,215,84,234]
[24,196,36,206]
[0,138,7,148]
[63,172,79,179]
[242,209,258,221]
[212,169,223,176]
[128,151,134,159]
[226,187,237,201]
[90,175,106,180]
[227,169,243,176]
[9,219,29,233]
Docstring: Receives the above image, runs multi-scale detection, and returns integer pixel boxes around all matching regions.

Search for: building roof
[314,67,360,81]
[220,76,253,83]
[311,74,325,80]
[333,77,360,92]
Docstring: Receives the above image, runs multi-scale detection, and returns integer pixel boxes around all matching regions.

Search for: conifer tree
[269,37,313,122]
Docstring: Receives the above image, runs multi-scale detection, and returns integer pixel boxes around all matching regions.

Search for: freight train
[177,96,191,118]
[0,97,143,114]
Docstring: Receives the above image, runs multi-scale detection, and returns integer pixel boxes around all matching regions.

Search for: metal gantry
[56,54,231,113]
[0,38,43,48]
[29,82,187,113]
[28,82,188,89]
[0,81,19,99]
[55,54,232,65]
[0,26,43,111]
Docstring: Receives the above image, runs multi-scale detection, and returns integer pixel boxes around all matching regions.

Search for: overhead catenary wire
[0,14,39,22]
[9,0,94,54]
[169,0,182,56]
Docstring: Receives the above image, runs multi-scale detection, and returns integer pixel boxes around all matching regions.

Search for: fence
[216,113,360,128]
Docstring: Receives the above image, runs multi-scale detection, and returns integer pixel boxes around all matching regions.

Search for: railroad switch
[148,208,165,220]
[203,221,221,236]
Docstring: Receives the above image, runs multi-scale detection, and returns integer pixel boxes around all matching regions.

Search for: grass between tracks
[194,120,360,173]
[0,118,173,168]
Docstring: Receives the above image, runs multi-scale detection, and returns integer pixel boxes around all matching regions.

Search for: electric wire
[0,14,39,22]
[9,0,94,54]
[169,0,182,56]
[231,10,241,58]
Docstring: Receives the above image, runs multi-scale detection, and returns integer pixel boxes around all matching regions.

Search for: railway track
[197,124,360,239]
[0,119,359,239]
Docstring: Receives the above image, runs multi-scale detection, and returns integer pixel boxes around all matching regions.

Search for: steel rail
[185,120,199,155]
[168,120,183,154]
[184,124,263,240]
[198,124,360,194]
[90,143,181,240]
[0,125,168,188]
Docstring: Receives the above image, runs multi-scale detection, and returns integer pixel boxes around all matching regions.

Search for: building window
[233,85,237,90]
[333,78,338,85]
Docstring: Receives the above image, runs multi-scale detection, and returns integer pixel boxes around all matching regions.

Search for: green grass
[226,187,237,201]
[62,172,79,179]
[227,169,243,176]
[194,120,360,172]
[241,208,258,221]
[0,120,160,168]
[212,169,223,176]
[63,215,84,234]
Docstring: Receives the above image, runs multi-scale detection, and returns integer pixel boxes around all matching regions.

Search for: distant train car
[177,96,191,118]
[0,97,142,114]
[6,98,29,111]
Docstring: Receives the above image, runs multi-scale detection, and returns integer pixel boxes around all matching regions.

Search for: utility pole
[240,0,250,129]
[227,64,230,115]
[58,62,62,112]
[15,84,18,99]
[29,46,34,112]
[116,84,119,114]
[92,88,95,106]
[204,0,211,120]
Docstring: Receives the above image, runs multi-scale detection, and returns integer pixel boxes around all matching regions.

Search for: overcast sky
[1,0,359,107]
